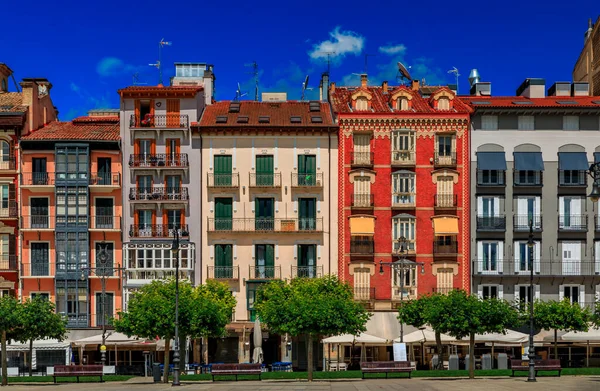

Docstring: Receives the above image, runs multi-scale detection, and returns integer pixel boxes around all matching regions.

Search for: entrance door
[97,158,111,185]
[95,198,114,229]
[255,198,274,231]
[298,198,316,231]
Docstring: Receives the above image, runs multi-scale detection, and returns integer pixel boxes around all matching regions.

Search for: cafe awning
[349,216,375,235]
[432,216,459,235]
[514,152,544,171]
[477,152,507,170]
[558,152,589,170]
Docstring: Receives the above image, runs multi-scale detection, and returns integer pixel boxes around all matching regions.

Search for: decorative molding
[348,263,375,276]
[340,118,468,139]
[431,170,459,184]
[431,262,458,276]
[348,170,376,184]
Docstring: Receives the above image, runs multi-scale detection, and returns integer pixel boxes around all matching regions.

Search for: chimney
[320,72,330,102]
[572,82,590,96]
[382,81,388,93]
[516,78,545,98]
[203,65,216,105]
[411,80,419,91]
[470,82,491,96]
[547,82,571,96]
[360,74,367,88]
[330,82,335,94]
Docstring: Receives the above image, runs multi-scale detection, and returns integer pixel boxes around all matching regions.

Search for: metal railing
[248,266,281,280]
[351,152,374,166]
[351,193,374,208]
[433,241,458,255]
[435,194,457,208]
[513,215,543,231]
[21,172,55,186]
[129,153,189,168]
[291,173,323,187]
[207,218,323,233]
[558,170,587,186]
[558,215,588,231]
[391,150,415,165]
[353,287,376,301]
[129,187,189,201]
[207,266,239,280]
[391,286,418,301]
[434,152,456,166]
[0,255,17,270]
[90,215,121,230]
[21,262,53,277]
[392,193,416,207]
[21,215,54,229]
[248,173,282,187]
[0,158,16,171]
[471,259,600,276]
[350,239,374,254]
[476,169,505,186]
[129,224,189,238]
[0,201,18,218]
[89,172,121,186]
[129,114,189,128]
[431,288,459,294]
[476,216,506,231]
[291,265,323,278]
[513,170,543,186]
[207,173,240,188]
[126,269,192,281]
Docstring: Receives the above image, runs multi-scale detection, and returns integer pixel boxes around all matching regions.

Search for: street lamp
[171,229,181,387]
[527,220,536,382]
[379,237,425,343]
[587,162,600,202]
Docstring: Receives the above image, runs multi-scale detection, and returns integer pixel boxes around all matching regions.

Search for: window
[561,285,583,306]
[353,267,371,300]
[436,176,454,207]
[516,170,541,186]
[477,197,503,230]
[137,209,153,232]
[137,175,152,198]
[297,244,317,278]
[126,243,194,271]
[55,186,87,226]
[392,171,415,206]
[31,293,50,300]
[31,242,49,276]
[397,97,409,111]
[478,170,504,185]
[515,196,541,230]
[437,97,450,110]
[353,134,371,165]
[298,198,316,231]
[166,175,182,198]
[392,266,417,299]
[214,198,232,230]
[0,185,8,213]
[481,115,498,130]
[56,285,88,326]
[515,241,540,273]
[31,158,48,185]
[479,285,501,300]
[56,146,88,180]
[353,177,371,207]
[518,116,535,130]
[297,155,316,186]
[0,141,11,170]
[515,285,539,310]
[355,97,368,111]
[437,136,453,156]
[95,292,114,327]
[477,241,503,273]
[563,116,579,130]
[392,216,416,252]
[214,155,233,186]
[166,209,183,230]
[95,242,114,276]
[255,155,274,186]
[562,242,582,275]
[559,196,584,230]
[255,198,274,230]
[391,131,415,163]
[560,170,585,186]
[436,268,454,294]
[254,244,275,278]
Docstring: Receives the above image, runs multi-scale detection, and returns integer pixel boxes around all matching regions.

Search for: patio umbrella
[252,318,263,364]
[322,333,388,344]
[394,327,455,344]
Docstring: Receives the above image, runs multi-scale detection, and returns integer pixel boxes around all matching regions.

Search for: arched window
[355,97,368,111]
[397,97,409,111]
[0,141,10,169]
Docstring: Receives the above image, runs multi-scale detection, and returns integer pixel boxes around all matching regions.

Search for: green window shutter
[266,244,275,277]
[298,155,316,186]
[255,198,274,230]
[256,155,274,186]
[299,198,316,230]
[215,244,233,278]
[215,198,233,230]
[214,155,232,186]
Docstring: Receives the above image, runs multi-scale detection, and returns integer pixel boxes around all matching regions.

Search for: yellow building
[573,17,600,95]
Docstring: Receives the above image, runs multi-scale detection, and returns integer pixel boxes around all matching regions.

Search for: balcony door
[215,244,233,278]
[297,244,316,277]
[0,141,10,170]
[559,196,582,229]
[215,198,232,231]
[166,175,182,199]
[392,172,414,206]
[32,157,47,185]
[516,197,540,229]
[166,138,180,166]
[137,210,153,236]
[477,241,503,274]
[166,209,183,236]
[97,158,111,185]
[214,155,232,186]
[256,155,274,186]
[298,155,316,186]
[436,176,453,207]
[31,197,49,228]
[95,198,114,229]
[255,244,274,278]
[353,267,371,300]
[137,175,152,199]
[562,242,581,275]
[255,198,274,230]
[138,139,153,166]
[515,241,540,273]
[353,177,371,207]
[298,198,316,231]
[96,292,114,327]
[31,242,49,276]
[353,134,370,164]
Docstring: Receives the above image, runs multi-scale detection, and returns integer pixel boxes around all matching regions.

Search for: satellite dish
[234,82,248,101]
[397,62,412,81]
[301,75,313,100]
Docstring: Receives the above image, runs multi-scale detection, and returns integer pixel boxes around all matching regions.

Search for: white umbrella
[562,328,600,342]
[322,333,388,344]
[394,327,455,344]
[252,318,263,364]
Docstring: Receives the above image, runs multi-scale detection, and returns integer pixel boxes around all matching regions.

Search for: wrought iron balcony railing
[350,239,374,254]
[248,173,282,187]
[207,266,240,280]
[129,153,189,168]
[89,172,121,186]
[476,215,506,231]
[129,187,189,201]
[391,150,415,165]
[129,114,189,129]
[21,215,54,230]
[434,152,456,167]
[514,170,543,186]
[351,152,374,166]
[435,194,457,208]
[0,201,18,218]
[129,224,190,238]
[433,241,458,255]
[291,173,323,188]
[392,193,416,208]
[472,259,600,276]
[353,287,376,301]
[351,193,374,208]
[248,266,281,280]
[21,262,54,277]
[291,265,323,278]
[0,255,17,270]
[21,172,55,186]
[558,215,588,231]
[0,158,16,171]
[207,218,323,233]
[558,170,587,187]
[513,215,543,231]
[207,173,240,188]
[90,215,121,230]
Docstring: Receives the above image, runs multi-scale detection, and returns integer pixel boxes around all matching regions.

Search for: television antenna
[396,61,412,85]
[364,54,376,74]
[149,39,172,85]
[245,62,259,101]
[448,67,460,94]
[234,82,248,101]
[318,52,336,74]
[301,75,313,100]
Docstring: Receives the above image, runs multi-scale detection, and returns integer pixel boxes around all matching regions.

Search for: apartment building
[573,17,600,96]
[119,63,214,305]
[0,63,57,297]
[465,77,600,308]
[19,110,122,328]
[196,97,338,368]
[329,75,472,339]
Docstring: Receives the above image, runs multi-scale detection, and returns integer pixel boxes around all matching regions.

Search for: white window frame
[476,241,504,274]
[477,196,501,217]
[397,97,409,111]
[514,240,540,273]
[514,284,540,307]
[477,284,503,300]
[392,216,416,252]
[392,266,417,300]
[437,97,450,110]
[392,171,415,206]
[562,241,582,276]
[481,115,498,130]
[559,284,585,307]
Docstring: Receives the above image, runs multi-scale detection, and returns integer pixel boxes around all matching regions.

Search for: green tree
[0,296,20,386]
[533,299,591,359]
[16,296,67,376]
[254,276,370,381]
[427,290,520,379]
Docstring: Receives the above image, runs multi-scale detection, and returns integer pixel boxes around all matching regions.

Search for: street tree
[254,276,370,381]
[533,299,591,359]
[16,296,67,376]
[0,295,20,386]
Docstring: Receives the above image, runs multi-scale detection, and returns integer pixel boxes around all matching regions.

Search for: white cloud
[96,57,139,77]
[378,44,407,56]
[308,27,364,62]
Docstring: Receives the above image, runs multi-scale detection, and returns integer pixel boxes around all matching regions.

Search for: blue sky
[3,0,598,120]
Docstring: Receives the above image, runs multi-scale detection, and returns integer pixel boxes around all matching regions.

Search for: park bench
[211,363,262,381]
[53,365,104,383]
[360,361,413,379]
[510,359,562,377]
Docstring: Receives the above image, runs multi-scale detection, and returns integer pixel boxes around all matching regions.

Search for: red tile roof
[461,95,600,108]
[330,85,472,114]
[0,92,26,113]
[198,101,335,128]
[118,85,203,98]
[21,116,120,141]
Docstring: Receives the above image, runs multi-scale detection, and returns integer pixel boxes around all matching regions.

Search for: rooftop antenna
[448,67,460,94]
[396,61,412,85]
[301,75,313,100]
[364,54,376,74]
[245,62,259,101]
[234,82,248,101]
[150,39,172,85]
[318,52,336,75]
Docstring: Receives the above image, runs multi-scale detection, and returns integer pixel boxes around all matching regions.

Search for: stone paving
[7,376,600,391]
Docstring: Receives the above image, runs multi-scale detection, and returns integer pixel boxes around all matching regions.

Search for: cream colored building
[196,99,338,367]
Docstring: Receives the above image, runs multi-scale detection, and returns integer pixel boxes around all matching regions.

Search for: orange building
[19,110,122,329]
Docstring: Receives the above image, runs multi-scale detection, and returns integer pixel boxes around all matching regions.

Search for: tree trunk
[163,338,170,383]
[469,333,475,379]
[554,329,558,360]
[2,330,7,386]
[435,331,443,369]
[28,340,33,377]
[307,334,313,382]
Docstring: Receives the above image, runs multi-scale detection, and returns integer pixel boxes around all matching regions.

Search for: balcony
[392,193,415,208]
[21,215,54,230]
[129,224,190,239]
[90,215,121,231]
[476,215,506,231]
[291,173,323,188]
[514,215,542,231]
[129,153,189,169]
[353,287,376,301]
[89,173,121,187]
[248,266,281,280]
[249,173,282,188]
[559,215,588,231]
[0,158,16,171]
[351,193,374,208]
[434,194,457,209]
[472,259,600,276]
[514,170,543,187]
[0,255,17,271]
[350,239,374,254]
[129,187,189,202]
[21,262,54,277]
[391,150,415,166]
[351,152,374,167]
[391,286,417,301]
[433,241,458,256]
[207,266,240,280]
[207,218,323,233]
[291,265,323,278]
[21,172,55,188]
[434,152,456,167]
[129,114,189,129]
[207,173,240,188]
[126,269,192,284]
[0,201,18,218]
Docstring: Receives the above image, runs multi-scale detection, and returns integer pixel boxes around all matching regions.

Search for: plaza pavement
[7,376,600,391]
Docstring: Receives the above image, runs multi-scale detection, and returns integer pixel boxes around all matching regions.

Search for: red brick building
[330,75,472,326]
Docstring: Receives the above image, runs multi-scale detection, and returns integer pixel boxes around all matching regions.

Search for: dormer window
[397,97,409,111]
[356,97,368,111]
[438,97,450,110]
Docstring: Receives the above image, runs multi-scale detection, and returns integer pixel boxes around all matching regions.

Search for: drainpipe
[328,131,331,276]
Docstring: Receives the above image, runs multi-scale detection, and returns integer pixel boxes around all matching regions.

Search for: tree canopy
[0,296,21,386]
[254,275,370,381]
